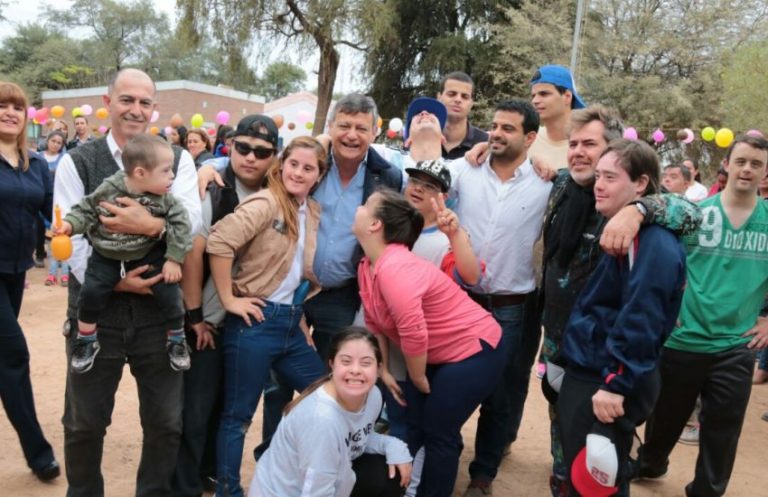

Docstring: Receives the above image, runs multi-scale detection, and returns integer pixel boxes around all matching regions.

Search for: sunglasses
[232,141,275,159]
[408,175,442,194]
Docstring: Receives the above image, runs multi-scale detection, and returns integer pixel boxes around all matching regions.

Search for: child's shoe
[167,338,191,371]
[45,275,57,286]
[71,337,101,374]
[60,275,69,287]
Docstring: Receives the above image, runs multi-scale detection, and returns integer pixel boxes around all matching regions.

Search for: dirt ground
[2,266,767,496]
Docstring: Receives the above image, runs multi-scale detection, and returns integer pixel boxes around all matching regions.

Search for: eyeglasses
[232,141,275,159]
[408,175,442,193]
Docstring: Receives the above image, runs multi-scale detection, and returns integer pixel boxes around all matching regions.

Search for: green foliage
[721,41,768,133]
[259,62,306,100]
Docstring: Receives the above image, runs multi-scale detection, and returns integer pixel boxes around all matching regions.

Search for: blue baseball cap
[530,65,586,109]
[404,97,447,140]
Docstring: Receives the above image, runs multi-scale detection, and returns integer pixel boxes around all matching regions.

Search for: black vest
[66,137,183,327]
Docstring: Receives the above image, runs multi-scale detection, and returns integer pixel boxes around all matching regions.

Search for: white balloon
[389,118,403,133]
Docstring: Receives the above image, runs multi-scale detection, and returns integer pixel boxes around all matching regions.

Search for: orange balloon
[95,107,109,120]
[51,105,65,118]
[273,114,284,128]
[149,126,160,135]
[51,205,72,261]
[287,122,295,130]
[169,113,183,128]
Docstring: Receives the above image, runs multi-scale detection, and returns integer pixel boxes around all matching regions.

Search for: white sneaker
[678,424,699,445]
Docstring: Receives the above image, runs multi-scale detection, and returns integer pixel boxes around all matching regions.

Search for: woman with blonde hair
[0,81,60,481]
[207,135,331,497]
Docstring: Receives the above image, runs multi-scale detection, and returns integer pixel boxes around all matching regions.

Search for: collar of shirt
[106,132,123,168]
[328,149,367,177]
[482,155,532,183]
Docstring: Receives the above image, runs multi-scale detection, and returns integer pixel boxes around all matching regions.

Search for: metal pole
[570,0,586,81]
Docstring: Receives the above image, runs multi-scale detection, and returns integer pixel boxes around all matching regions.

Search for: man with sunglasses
[173,114,278,496]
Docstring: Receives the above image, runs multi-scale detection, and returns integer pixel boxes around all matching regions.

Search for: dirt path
[2,267,767,496]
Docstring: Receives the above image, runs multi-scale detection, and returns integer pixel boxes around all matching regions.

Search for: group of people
[0,60,766,497]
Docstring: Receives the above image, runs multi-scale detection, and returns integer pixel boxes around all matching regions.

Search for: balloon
[36,107,49,125]
[377,116,383,130]
[150,110,159,123]
[715,128,734,148]
[51,105,65,118]
[623,127,638,140]
[51,206,72,261]
[651,128,665,143]
[215,110,230,125]
[287,122,296,130]
[170,113,183,128]
[98,125,108,134]
[164,126,173,135]
[71,107,83,118]
[701,127,716,142]
[296,110,312,124]
[149,126,160,135]
[746,129,765,138]
[27,107,37,119]
[683,128,695,144]
[206,127,216,136]
[273,114,284,128]
[190,113,204,128]
[386,129,397,139]
[80,104,93,116]
[305,122,314,130]
[95,107,109,120]
[389,118,403,133]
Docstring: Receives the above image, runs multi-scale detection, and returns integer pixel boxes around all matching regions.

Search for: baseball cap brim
[404,97,447,140]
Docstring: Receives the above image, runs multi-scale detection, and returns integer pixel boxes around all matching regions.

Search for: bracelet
[185,307,204,325]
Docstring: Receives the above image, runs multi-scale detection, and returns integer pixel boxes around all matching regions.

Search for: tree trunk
[313,41,339,136]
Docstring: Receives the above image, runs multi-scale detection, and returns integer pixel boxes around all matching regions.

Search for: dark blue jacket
[0,151,53,274]
[561,224,686,396]
[360,146,403,201]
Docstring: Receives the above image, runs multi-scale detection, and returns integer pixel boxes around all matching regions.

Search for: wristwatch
[631,201,648,219]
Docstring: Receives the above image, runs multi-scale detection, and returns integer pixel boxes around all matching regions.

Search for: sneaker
[34,257,45,268]
[627,456,668,481]
[60,275,69,287]
[167,339,191,371]
[462,480,493,496]
[44,275,57,286]
[761,411,768,422]
[678,424,699,445]
[71,338,101,374]
[33,460,60,482]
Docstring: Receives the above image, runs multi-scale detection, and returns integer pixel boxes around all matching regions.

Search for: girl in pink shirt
[354,189,505,497]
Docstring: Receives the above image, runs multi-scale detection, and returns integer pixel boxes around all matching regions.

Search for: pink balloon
[150,110,160,123]
[652,128,665,143]
[746,129,765,138]
[80,104,93,116]
[296,110,312,124]
[623,127,638,140]
[215,110,230,125]
[27,107,37,119]
[682,128,695,144]
[164,126,173,135]
[98,125,108,134]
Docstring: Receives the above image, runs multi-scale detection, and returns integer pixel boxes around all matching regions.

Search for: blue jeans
[49,257,69,276]
[381,379,409,442]
[406,339,506,497]
[216,303,325,497]
[468,303,525,482]
[758,349,768,371]
[303,283,360,362]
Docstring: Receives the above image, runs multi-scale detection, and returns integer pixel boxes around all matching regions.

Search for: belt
[468,291,526,309]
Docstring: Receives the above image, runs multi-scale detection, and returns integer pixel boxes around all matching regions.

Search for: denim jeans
[406,339,506,497]
[216,303,325,497]
[49,258,70,276]
[303,283,360,362]
[63,318,183,497]
[468,302,525,482]
[0,272,56,473]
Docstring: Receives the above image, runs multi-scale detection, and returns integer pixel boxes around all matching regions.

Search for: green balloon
[701,126,716,142]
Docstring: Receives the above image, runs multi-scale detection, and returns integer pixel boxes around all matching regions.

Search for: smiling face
[488,110,534,162]
[408,110,443,141]
[594,151,648,218]
[281,146,322,203]
[329,111,375,165]
[103,70,155,146]
[0,100,25,141]
[724,142,768,195]
[186,131,208,159]
[329,338,379,410]
[567,120,607,187]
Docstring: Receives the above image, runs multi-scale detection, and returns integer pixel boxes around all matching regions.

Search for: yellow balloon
[701,127,716,142]
[715,128,734,148]
[51,105,65,118]
[190,113,204,128]
[95,107,109,120]
[377,116,383,130]
[149,126,160,135]
[72,107,83,118]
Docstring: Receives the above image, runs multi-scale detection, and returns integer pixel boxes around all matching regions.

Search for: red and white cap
[571,433,619,497]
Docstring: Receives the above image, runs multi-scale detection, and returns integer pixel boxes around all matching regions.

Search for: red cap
[571,444,619,497]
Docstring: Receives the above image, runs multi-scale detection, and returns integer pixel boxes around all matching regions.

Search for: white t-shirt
[685,181,708,202]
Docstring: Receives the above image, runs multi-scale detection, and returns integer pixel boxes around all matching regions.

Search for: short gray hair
[329,93,378,129]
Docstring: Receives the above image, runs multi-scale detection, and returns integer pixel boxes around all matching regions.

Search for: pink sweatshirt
[358,244,501,364]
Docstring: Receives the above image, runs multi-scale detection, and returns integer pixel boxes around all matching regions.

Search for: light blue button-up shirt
[312,156,367,287]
